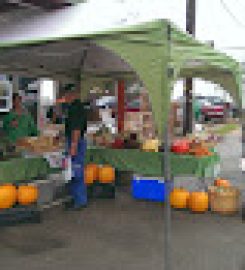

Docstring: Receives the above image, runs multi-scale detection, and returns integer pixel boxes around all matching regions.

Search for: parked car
[199,96,227,122]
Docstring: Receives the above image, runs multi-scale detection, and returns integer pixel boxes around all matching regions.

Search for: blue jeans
[66,138,87,207]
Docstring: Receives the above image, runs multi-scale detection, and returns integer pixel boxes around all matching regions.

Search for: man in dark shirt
[58,88,89,209]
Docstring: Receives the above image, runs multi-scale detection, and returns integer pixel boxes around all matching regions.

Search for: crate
[208,186,241,215]
[87,182,115,199]
[0,205,41,227]
[131,175,173,202]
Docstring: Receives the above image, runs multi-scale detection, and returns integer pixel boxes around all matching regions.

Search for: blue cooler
[132,175,172,202]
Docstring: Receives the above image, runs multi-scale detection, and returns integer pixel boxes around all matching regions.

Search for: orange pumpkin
[189,191,209,213]
[170,188,190,209]
[0,184,17,209]
[84,164,99,185]
[214,178,230,187]
[18,185,38,205]
[98,165,115,183]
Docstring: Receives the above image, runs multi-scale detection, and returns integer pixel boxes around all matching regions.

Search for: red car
[199,97,227,122]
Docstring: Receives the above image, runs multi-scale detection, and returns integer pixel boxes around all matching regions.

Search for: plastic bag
[63,156,72,182]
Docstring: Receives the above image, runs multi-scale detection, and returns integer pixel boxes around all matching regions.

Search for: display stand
[0,205,41,227]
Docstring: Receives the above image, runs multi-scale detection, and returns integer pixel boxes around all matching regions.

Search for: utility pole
[184,0,196,135]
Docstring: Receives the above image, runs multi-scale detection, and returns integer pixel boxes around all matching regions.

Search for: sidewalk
[216,127,243,188]
[174,126,243,194]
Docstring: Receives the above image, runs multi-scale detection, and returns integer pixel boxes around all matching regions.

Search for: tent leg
[163,116,172,270]
[242,108,245,220]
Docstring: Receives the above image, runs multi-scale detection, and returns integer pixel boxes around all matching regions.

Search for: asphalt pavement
[0,127,244,270]
[216,128,243,188]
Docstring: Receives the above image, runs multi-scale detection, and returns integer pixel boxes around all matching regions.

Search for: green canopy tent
[0,4,242,269]
[0,18,242,138]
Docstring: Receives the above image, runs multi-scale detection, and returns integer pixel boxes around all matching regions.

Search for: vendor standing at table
[2,93,38,143]
[57,86,89,209]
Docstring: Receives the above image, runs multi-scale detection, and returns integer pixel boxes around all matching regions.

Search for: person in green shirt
[3,93,38,143]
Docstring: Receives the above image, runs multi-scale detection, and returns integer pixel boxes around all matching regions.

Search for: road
[0,128,244,270]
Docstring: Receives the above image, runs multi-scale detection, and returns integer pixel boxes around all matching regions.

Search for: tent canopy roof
[0,2,242,135]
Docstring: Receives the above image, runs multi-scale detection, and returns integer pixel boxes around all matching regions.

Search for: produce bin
[87,181,115,199]
[131,175,173,202]
[208,186,241,215]
[0,205,41,226]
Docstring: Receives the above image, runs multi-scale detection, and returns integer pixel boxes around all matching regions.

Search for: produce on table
[214,178,231,187]
[188,139,213,156]
[17,185,38,205]
[84,163,99,185]
[123,133,141,149]
[142,139,160,152]
[16,136,63,154]
[94,125,113,147]
[111,137,124,149]
[189,191,209,213]
[171,139,190,154]
[189,148,213,157]
[170,187,190,209]
[98,165,115,183]
[0,184,17,209]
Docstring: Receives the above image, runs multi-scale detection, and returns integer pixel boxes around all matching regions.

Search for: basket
[208,186,241,215]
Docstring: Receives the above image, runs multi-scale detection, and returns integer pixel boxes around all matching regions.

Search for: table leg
[199,177,207,191]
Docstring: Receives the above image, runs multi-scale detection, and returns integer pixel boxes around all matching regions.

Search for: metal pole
[163,116,172,270]
[242,97,245,219]
[163,23,173,270]
[12,74,19,94]
[184,0,196,135]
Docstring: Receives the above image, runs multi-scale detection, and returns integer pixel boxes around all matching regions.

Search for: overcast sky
[95,0,245,61]
[88,0,243,99]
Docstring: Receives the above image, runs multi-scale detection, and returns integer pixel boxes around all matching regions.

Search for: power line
[220,0,245,28]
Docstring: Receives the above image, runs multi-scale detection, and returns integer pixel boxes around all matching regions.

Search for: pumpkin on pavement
[0,184,17,209]
[98,165,115,183]
[84,163,99,185]
[18,185,38,205]
[189,191,209,213]
[170,188,190,209]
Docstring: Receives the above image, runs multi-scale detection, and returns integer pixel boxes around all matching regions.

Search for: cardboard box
[87,109,101,122]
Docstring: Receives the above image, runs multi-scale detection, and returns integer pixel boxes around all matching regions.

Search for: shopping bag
[63,156,72,182]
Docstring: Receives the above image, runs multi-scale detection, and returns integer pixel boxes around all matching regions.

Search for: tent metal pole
[163,23,173,270]
[242,105,245,219]
[163,114,172,270]
[184,0,196,135]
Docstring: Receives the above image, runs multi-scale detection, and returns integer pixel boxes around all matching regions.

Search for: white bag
[63,156,72,182]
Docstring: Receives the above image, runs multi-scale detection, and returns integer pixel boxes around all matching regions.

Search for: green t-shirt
[65,99,88,139]
[3,111,38,143]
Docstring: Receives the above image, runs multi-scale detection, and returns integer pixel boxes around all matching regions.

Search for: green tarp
[85,147,220,178]
[0,19,242,137]
[0,150,219,182]
[0,158,49,183]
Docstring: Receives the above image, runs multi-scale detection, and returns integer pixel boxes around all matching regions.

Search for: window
[0,80,12,112]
